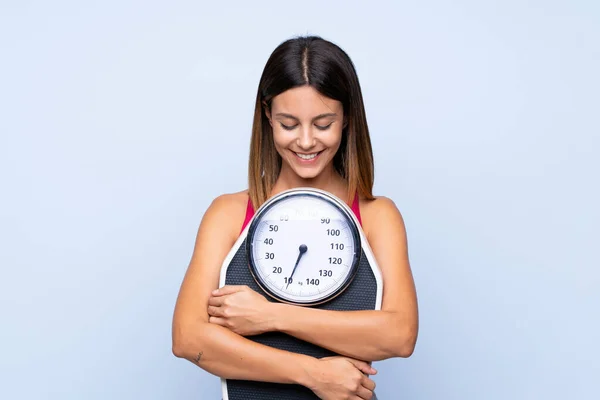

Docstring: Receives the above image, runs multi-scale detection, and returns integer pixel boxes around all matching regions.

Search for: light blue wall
[1,1,598,399]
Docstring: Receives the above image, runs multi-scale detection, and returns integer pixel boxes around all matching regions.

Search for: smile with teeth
[294,151,322,160]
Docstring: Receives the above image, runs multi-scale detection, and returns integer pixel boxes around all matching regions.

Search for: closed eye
[315,122,333,131]
[280,122,297,131]
[279,122,333,131]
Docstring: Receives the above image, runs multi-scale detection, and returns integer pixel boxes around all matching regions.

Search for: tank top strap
[350,192,362,226]
[240,191,362,235]
[239,195,255,234]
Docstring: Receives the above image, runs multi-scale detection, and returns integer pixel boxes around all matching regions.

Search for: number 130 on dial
[246,191,361,305]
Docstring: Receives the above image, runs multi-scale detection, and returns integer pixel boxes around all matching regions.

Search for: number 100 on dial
[246,190,361,305]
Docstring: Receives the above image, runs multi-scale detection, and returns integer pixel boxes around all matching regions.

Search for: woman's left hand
[207,285,276,336]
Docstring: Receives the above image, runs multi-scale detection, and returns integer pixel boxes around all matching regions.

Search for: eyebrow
[274,112,337,121]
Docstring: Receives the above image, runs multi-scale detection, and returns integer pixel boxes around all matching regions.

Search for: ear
[263,101,272,126]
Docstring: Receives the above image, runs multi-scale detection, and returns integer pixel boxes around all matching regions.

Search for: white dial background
[249,194,359,304]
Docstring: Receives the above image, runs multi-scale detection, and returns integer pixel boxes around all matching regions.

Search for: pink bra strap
[240,192,362,235]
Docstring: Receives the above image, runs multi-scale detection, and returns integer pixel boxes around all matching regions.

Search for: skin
[172,85,418,399]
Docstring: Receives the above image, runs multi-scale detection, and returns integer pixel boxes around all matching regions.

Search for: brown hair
[248,36,375,209]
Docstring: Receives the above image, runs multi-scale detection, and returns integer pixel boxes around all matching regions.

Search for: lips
[293,150,323,161]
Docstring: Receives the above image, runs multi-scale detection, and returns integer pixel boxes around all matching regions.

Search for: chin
[292,167,323,180]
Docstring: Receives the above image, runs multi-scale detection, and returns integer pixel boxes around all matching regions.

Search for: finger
[346,358,377,375]
[212,285,246,296]
[361,375,376,391]
[207,305,225,317]
[208,316,227,326]
[207,296,225,306]
[356,385,374,400]
[366,361,376,373]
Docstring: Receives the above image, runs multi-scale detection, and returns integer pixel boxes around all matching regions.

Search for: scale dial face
[246,189,361,305]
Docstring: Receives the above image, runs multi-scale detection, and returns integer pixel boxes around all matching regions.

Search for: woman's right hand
[306,356,377,399]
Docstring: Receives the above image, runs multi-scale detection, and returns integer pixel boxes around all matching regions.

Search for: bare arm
[171,194,316,385]
[210,196,419,362]
[270,308,408,362]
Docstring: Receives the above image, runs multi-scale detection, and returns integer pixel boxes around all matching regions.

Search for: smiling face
[267,85,345,181]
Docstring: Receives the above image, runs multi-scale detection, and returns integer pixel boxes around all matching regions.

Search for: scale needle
[286,244,307,289]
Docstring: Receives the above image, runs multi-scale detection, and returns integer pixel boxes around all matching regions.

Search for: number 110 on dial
[247,192,361,305]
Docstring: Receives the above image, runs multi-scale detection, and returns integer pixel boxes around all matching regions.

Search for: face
[267,85,345,180]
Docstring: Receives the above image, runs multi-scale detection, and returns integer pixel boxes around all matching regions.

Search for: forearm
[272,305,415,361]
[173,320,316,386]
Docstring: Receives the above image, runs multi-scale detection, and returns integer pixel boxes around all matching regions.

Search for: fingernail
[212,289,219,295]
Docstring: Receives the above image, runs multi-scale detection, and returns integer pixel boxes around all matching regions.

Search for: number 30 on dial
[246,188,361,305]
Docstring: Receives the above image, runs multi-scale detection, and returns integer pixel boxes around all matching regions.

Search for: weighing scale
[218,187,383,399]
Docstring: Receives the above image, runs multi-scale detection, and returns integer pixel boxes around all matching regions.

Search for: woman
[172,35,419,399]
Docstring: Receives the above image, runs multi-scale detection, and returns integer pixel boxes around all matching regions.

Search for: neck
[272,162,349,203]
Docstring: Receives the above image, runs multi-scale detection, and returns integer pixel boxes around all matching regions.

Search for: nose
[296,126,316,150]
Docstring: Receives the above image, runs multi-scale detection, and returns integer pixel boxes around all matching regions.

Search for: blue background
[1,1,598,398]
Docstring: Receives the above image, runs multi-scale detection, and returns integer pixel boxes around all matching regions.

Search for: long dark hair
[248,35,375,208]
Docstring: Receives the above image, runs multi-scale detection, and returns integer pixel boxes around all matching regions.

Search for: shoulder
[359,195,407,241]
[360,195,403,221]
[199,189,250,241]
[207,189,249,214]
